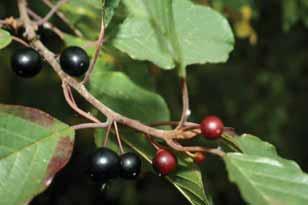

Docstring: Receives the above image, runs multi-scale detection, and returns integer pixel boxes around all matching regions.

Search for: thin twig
[41,0,83,37]
[166,139,225,158]
[114,121,124,153]
[150,121,198,127]
[103,121,113,146]
[38,0,69,25]
[27,8,64,39]
[72,122,110,130]
[12,36,30,47]
[177,78,190,129]
[82,15,105,84]
[62,82,100,123]
[145,134,160,150]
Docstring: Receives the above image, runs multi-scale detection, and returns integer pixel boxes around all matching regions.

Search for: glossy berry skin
[200,115,224,140]
[60,46,89,77]
[152,149,177,176]
[11,48,42,78]
[120,152,142,179]
[88,147,120,182]
[194,152,206,164]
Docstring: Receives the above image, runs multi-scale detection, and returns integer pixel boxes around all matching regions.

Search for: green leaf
[0,29,12,49]
[95,130,211,205]
[103,0,121,26]
[89,61,170,123]
[0,104,75,205]
[112,0,234,75]
[224,134,308,205]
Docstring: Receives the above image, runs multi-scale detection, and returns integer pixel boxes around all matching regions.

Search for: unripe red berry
[200,115,224,140]
[152,149,177,176]
[194,152,206,164]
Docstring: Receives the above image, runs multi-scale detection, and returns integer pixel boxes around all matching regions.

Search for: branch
[62,82,101,123]
[15,0,234,157]
[27,8,64,39]
[72,122,110,130]
[82,14,105,84]
[41,0,83,37]
[114,121,124,153]
[177,78,190,128]
[38,0,69,26]
[17,0,36,39]
[166,139,225,158]
[17,0,171,140]
[11,36,30,47]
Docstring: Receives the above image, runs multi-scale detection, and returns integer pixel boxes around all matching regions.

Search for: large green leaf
[112,0,234,75]
[95,130,211,205]
[0,104,75,205]
[0,29,12,49]
[89,61,170,123]
[224,134,308,205]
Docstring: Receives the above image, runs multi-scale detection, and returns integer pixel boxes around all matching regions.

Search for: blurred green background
[1,0,308,204]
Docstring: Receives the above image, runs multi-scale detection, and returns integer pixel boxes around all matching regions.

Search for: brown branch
[41,0,83,37]
[103,121,113,146]
[38,0,69,26]
[72,122,110,130]
[177,78,190,129]
[114,121,124,153]
[11,36,30,47]
[17,0,36,39]
[166,139,225,158]
[27,8,64,39]
[62,82,100,123]
[15,0,233,157]
[82,15,105,84]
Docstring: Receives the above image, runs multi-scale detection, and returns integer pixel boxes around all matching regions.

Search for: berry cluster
[88,147,179,183]
[11,46,89,78]
[88,147,142,183]
[11,46,225,178]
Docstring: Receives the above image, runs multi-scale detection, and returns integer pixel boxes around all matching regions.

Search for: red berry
[152,149,177,176]
[194,152,206,164]
[200,115,224,140]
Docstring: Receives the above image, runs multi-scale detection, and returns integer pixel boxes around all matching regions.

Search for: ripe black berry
[60,46,89,77]
[152,149,177,176]
[200,115,224,140]
[11,48,42,78]
[88,147,120,182]
[120,152,142,179]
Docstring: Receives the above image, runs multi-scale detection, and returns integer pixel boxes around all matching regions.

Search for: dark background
[1,1,308,205]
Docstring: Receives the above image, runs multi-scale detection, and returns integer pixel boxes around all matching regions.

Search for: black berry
[11,48,42,78]
[88,147,120,182]
[120,152,142,179]
[60,46,89,77]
